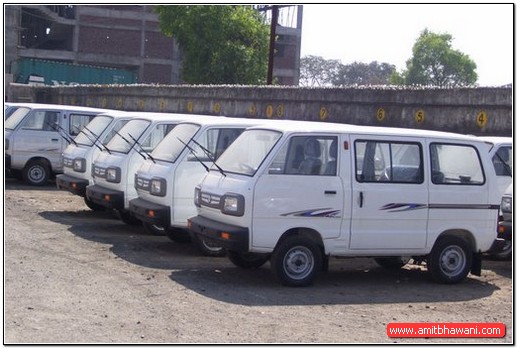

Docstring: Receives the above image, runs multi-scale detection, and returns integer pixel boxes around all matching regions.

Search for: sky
[299,3,514,87]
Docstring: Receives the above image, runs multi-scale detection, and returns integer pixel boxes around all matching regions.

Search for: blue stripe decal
[380,203,427,212]
[281,208,341,218]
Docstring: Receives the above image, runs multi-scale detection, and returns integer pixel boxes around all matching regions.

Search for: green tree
[332,61,396,86]
[155,5,269,84]
[299,55,342,87]
[393,29,477,87]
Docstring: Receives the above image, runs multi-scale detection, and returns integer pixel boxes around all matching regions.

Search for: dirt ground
[3,177,513,344]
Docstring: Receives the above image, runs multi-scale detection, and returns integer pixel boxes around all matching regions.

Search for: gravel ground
[3,178,513,344]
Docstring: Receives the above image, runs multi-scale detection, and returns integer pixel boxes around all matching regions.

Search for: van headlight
[73,158,86,173]
[221,193,244,216]
[106,167,121,183]
[150,177,166,196]
[501,196,512,214]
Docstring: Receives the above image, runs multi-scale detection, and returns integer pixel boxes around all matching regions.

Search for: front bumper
[188,215,249,252]
[56,174,89,196]
[86,184,124,210]
[497,220,512,241]
[129,197,170,227]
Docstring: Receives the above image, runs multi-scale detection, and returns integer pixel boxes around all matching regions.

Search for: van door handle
[359,192,364,208]
[51,138,59,141]
[324,190,336,195]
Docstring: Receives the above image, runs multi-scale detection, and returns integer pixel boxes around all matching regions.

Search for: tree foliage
[299,55,342,87]
[300,56,395,87]
[332,61,396,86]
[392,29,477,87]
[155,5,270,84]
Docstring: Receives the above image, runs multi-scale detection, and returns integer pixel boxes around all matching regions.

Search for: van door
[14,110,65,169]
[349,136,428,249]
[252,135,345,249]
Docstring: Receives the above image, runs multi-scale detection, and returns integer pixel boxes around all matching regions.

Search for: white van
[5,103,112,185]
[56,110,135,210]
[129,117,267,255]
[85,112,205,225]
[479,137,512,196]
[188,121,501,286]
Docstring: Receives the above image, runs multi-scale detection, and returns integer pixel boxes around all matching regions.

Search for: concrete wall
[8,83,512,136]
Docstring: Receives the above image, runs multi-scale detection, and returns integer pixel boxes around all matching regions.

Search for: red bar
[387,322,506,338]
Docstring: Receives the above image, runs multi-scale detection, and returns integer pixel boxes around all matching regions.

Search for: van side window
[269,136,338,175]
[69,113,96,135]
[21,111,59,131]
[430,143,484,185]
[492,146,512,176]
[355,140,423,183]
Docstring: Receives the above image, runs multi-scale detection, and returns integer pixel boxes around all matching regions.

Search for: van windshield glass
[152,123,201,163]
[74,115,113,146]
[216,129,282,176]
[5,107,31,130]
[106,119,151,154]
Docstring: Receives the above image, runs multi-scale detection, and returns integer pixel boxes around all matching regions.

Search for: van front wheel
[271,236,322,287]
[23,160,50,186]
[427,236,472,284]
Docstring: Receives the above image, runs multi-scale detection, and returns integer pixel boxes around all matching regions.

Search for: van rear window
[430,143,485,185]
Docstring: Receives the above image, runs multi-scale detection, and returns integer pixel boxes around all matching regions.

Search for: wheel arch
[433,229,476,253]
[276,227,325,254]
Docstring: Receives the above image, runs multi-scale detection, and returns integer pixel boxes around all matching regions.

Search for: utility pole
[267,5,278,85]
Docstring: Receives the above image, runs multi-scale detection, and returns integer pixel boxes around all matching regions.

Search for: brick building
[4,5,302,87]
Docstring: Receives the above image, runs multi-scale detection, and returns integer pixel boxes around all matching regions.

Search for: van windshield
[216,129,282,176]
[106,119,151,154]
[5,107,31,130]
[152,123,201,163]
[74,115,113,146]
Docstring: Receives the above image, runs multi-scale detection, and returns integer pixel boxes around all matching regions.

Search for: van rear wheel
[271,236,322,287]
[23,160,50,186]
[427,236,472,284]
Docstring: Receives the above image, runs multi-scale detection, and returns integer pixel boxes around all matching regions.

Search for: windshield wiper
[189,137,226,177]
[73,125,104,151]
[177,137,210,172]
[113,129,140,154]
[45,121,77,146]
[127,132,156,163]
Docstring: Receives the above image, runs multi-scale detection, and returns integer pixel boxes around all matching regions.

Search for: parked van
[129,117,267,255]
[5,103,112,185]
[56,110,135,210]
[85,113,205,225]
[479,137,512,260]
[188,121,501,286]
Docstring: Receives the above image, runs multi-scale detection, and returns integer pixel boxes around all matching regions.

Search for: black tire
[488,240,512,261]
[227,250,269,269]
[165,227,192,243]
[193,234,226,257]
[271,235,322,287]
[142,222,168,236]
[83,196,106,211]
[374,256,410,269]
[427,236,472,284]
[116,209,142,226]
[22,160,50,186]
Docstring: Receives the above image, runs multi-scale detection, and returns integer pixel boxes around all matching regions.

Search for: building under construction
[4,5,302,89]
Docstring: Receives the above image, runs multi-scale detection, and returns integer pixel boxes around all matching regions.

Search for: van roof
[118,112,215,123]
[177,116,270,128]
[477,136,513,147]
[246,119,491,143]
